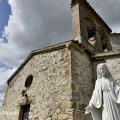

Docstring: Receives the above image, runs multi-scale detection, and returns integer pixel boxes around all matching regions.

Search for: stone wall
[111,33,120,51]
[2,48,73,120]
[92,52,120,84]
[71,47,93,120]
[106,57,120,84]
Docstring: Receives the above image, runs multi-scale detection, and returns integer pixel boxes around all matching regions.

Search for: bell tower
[71,0,88,44]
[71,0,112,52]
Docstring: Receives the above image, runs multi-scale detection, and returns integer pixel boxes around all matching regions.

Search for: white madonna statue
[85,63,120,120]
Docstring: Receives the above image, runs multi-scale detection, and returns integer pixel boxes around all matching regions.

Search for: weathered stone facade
[111,33,120,51]
[92,52,120,84]
[1,41,93,120]
[2,44,72,120]
[71,46,93,120]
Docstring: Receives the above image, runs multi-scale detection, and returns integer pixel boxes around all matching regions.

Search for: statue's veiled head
[97,63,110,79]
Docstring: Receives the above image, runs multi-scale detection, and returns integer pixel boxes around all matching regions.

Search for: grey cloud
[6,0,72,55]
[89,0,120,32]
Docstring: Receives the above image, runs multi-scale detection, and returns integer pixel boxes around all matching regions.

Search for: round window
[25,75,33,87]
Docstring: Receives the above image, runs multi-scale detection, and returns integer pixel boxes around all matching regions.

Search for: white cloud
[5,0,72,52]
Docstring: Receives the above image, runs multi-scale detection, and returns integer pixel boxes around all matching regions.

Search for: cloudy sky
[0,0,120,107]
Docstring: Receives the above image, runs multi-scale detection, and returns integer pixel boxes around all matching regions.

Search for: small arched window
[25,75,33,87]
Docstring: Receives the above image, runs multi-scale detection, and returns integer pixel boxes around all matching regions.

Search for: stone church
[1,0,120,120]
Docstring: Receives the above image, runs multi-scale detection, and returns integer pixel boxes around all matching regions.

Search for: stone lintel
[111,33,120,36]
[92,51,120,60]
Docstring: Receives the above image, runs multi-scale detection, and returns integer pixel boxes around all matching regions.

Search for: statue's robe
[86,77,120,120]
